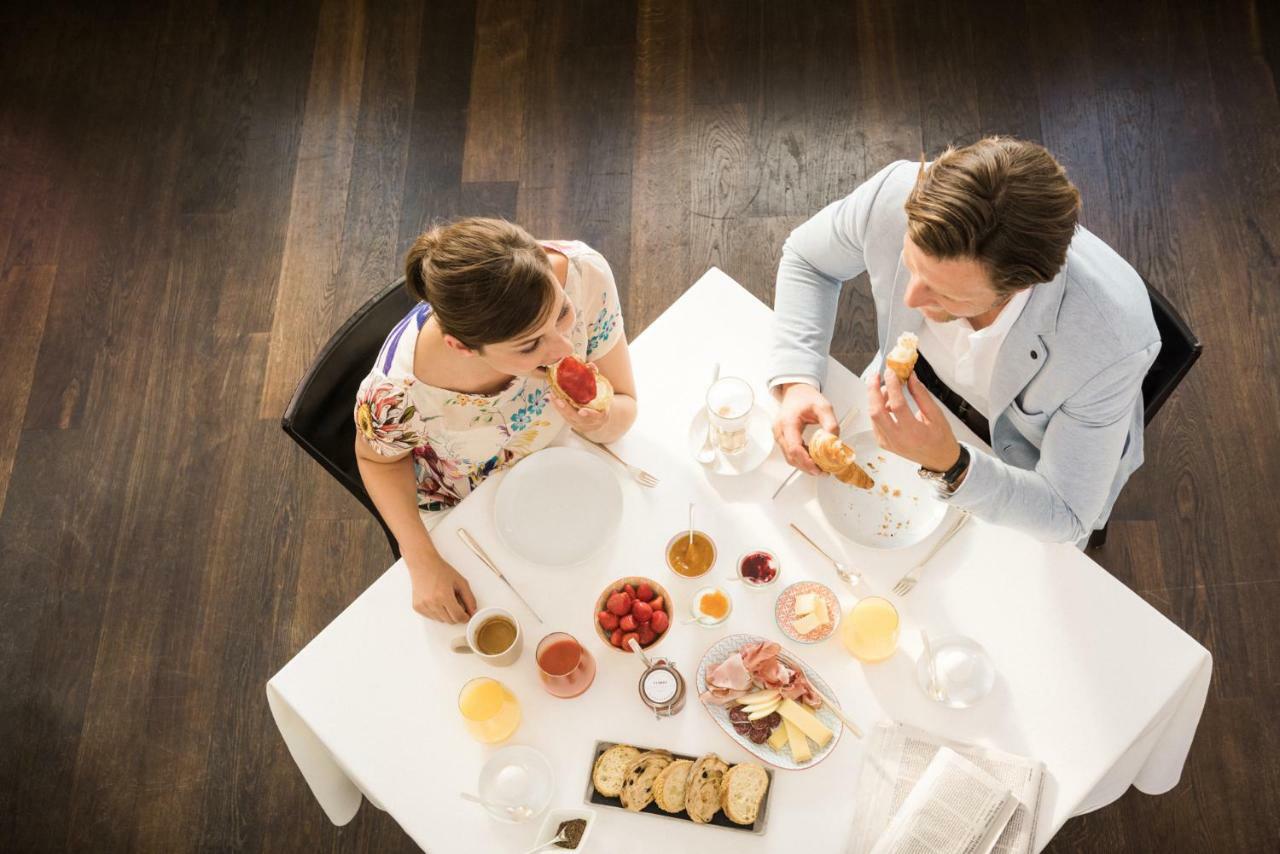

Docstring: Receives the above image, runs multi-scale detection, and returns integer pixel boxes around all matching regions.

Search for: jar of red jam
[736,549,780,588]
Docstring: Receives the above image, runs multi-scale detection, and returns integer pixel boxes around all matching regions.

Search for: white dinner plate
[493,447,623,566]
[815,430,947,549]
[686,406,775,476]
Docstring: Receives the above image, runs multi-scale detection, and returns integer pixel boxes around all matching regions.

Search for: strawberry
[632,601,653,622]
[598,610,619,631]
[620,632,640,651]
[636,582,654,602]
[649,595,665,613]
[638,624,657,645]
[620,614,637,632]
[606,591,630,616]
[624,583,637,599]
[610,628,624,647]
[650,610,670,633]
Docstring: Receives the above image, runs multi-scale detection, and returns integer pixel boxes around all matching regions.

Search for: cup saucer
[686,407,775,476]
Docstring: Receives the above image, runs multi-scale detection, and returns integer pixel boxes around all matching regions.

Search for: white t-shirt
[914,287,1031,418]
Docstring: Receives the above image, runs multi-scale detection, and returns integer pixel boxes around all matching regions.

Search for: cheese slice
[747,701,781,720]
[791,612,824,635]
[767,724,789,751]
[782,717,811,762]
[793,593,817,617]
[777,698,833,748]
[813,596,830,626]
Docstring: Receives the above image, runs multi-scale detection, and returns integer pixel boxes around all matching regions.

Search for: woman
[354,218,637,623]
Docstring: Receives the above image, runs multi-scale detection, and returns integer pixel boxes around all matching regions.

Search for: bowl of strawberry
[593,576,672,652]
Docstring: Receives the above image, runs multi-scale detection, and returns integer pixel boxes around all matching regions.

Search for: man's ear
[442,334,478,357]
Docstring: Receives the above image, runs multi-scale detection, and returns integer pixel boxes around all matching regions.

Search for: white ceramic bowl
[534,807,596,851]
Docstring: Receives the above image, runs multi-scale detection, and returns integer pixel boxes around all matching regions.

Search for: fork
[584,439,659,488]
[891,511,971,597]
[789,523,861,587]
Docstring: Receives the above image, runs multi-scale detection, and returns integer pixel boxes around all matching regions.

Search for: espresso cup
[450,607,523,666]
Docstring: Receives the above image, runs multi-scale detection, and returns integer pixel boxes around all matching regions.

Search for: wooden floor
[1,1,1277,851]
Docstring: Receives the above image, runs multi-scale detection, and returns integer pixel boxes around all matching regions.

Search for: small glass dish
[735,548,780,588]
[915,635,996,708]
[477,745,554,823]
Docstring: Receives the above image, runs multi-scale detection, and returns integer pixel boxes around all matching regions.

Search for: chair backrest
[281,278,417,558]
[1141,278,1203,426]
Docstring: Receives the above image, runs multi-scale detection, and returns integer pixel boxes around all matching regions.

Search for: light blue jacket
[770,160,1160,544]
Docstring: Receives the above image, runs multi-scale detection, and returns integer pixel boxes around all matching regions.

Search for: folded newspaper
[847,723,1046,854]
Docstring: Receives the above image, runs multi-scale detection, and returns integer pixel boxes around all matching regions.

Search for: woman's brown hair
[904,137,1081,297]
[403,217,556,349]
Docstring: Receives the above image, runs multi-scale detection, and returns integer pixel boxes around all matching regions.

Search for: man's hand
[406,552,477,624]
[866,370,961,472]
[772,383,840,475]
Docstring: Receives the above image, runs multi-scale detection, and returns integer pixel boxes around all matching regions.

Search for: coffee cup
[450,607,523,666]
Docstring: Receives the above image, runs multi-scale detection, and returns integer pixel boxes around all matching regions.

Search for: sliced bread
[619,750,673,811]
[592,744,641,798]
[722,763,770,825]
[684,754,730,823]
[652,759,694,813]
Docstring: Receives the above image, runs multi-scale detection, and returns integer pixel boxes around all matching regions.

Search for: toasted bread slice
[619,750,673,812]
[684,754,730,823]
[652,758,694,813]
[722,763,770,825]
[592,745,641,798]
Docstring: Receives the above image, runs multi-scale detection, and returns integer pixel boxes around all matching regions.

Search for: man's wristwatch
[918,445,970,493]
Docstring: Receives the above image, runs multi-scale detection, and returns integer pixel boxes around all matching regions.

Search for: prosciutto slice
[700,652,754,705]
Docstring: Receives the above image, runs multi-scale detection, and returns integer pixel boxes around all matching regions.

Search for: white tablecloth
[267,269,1211,853]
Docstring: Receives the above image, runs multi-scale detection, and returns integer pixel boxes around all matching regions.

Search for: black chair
[281,278,417,559]
[1088,277,1203,548]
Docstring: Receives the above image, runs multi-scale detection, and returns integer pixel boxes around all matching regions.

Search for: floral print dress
[353,240,624,529]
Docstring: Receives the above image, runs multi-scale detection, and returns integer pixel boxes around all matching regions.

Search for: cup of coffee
[451,607,523,666]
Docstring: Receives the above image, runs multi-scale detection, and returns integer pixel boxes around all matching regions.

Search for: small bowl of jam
[736,549,780,588]
[690,586,733,627]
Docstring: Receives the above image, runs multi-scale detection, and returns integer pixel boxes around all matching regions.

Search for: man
[770,137,1159,546]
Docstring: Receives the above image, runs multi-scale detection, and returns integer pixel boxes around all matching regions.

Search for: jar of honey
[665,530,716,578]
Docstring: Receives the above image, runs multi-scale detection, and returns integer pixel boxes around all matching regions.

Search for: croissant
[808,429,875,490]
[885,331,919,383]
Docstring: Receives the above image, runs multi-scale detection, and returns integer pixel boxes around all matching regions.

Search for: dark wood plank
[1,2,1278,853]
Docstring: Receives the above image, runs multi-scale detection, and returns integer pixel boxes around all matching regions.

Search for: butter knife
[456,528,544,623]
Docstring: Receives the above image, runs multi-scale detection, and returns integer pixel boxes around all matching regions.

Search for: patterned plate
[695,633,843,770]
[774,581,841,644]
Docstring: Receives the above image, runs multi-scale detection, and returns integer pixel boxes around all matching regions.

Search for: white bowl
[534,807,596,851]
[815,430,947,549]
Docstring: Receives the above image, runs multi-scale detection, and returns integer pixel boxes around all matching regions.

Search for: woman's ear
[442,334,478,357]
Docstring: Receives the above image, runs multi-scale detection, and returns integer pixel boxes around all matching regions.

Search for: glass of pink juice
[536,632,597,698]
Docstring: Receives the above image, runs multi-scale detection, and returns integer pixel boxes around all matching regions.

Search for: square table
[268,269,1211,853]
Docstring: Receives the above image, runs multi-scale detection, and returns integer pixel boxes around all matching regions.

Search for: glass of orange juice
[840,596,900,663]
[458,677,521,743]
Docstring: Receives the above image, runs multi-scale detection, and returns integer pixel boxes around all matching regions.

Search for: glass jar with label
[637,657,686,717]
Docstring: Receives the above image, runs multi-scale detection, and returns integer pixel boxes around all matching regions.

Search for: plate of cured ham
[696,635,842,770]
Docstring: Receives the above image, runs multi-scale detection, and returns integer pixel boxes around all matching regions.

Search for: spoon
[460,791,534,822]
[696,363,721,464]
[687,503,695,549]
[519,829,569,854]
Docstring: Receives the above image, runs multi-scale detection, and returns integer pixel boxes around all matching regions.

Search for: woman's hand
[406,551,477,623]
[551,394,609,435]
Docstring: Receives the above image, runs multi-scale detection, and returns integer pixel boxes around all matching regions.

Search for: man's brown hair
[403,217,556,350]
[904,137,1081,297]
